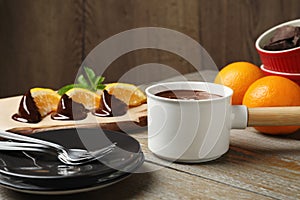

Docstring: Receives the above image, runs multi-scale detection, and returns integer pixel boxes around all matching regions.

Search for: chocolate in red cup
[256,19,300,73]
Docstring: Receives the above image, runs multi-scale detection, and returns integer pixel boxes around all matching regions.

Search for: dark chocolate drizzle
[51,94,88,120]
[93,90,127,117]
[12,91,42,123]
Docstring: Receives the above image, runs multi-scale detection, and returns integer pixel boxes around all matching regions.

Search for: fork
[0,141,116,165]
[0,130,116,165]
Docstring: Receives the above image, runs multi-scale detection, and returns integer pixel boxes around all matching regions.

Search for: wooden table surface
[1,128,299,200]
[0,72,299,200]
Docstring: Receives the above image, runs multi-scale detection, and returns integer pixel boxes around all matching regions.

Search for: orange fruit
[30,88,61,117]
[214,62,264,105]
[65,88,101,110]
[105,83,147,107]
[243,76,300,134]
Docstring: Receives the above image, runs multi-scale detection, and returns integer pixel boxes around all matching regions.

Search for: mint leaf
[58,67,105,95]
[84,66,96,80]
[98,76,105,84]
[97,84,106,90]
[94,76,105,88]
[96,76,105,90]
[77,74,89,87]
[84,66,96,88]
[57,84,76,95]
[93,76,102,87]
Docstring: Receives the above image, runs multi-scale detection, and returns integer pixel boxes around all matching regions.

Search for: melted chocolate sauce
[51,94,88,120]
[12,91,42,123]
[93,90,127,117]
[155,90,222,100]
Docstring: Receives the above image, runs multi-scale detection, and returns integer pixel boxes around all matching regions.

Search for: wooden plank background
[0,0,299,97]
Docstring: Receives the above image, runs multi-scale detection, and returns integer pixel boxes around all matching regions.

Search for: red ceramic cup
[260,65,300,86]
[255,19,300,73]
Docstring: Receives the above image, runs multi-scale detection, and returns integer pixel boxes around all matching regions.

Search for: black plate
[0,128,144,193]
[0,170,134,194]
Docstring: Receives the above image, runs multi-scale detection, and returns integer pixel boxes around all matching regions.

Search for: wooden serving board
[0,96,147,134]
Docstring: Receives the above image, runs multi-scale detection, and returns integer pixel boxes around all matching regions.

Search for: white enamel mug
[145,81,300,163]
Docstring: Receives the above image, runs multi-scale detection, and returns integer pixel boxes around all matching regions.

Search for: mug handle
[231,106,300,129]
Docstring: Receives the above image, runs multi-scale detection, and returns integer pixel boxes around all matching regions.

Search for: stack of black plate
[0,128,144,194]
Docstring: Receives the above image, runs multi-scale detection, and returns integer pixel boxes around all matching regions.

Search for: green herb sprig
[58,67,105,95]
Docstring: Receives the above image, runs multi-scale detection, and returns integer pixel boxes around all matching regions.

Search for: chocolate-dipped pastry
[93,90,127,117]
[51,94,88,120]
[12,91,42,123]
